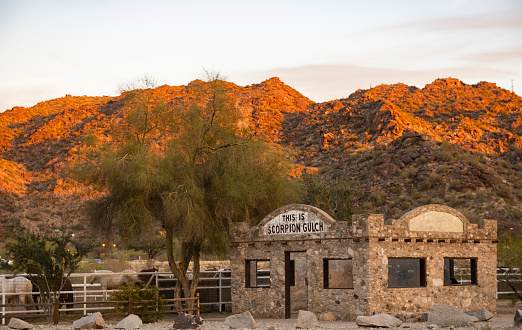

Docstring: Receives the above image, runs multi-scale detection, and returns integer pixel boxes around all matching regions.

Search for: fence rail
[0,270,228,325]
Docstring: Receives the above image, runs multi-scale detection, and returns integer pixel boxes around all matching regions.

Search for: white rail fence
[0,269,231,323]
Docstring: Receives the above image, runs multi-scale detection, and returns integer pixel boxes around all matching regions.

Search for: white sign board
[263,210,328,235]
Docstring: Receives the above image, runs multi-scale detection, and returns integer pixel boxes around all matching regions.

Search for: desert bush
[399,166,418,179]
[110,284,165,323]
[415,155,428,165]
[435,164,450,174]
[508,207,522,222]
[460,210,481,224]
[420,173,443,190]
[370,190,387,206]
[497,185,513,200]
[515,188,522,200]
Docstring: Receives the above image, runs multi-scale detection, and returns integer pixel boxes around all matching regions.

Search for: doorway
[285,251,307,318]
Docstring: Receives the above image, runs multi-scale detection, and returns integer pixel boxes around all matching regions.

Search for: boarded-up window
[388,258,426,288]
[323,259,353,289]
[245,260,271,288]
[444,258,477,285]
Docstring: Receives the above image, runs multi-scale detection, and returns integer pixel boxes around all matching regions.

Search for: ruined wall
[229,204,369,320]
[229,204,497,321]
[358,204,497,315]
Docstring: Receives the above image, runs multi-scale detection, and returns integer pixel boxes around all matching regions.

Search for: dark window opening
[444,258,477,285]
[245,260,271,288]
[323,258,353,289]
[388,258,427,288]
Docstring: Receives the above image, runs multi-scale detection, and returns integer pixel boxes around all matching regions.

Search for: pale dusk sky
[0,0,521,112]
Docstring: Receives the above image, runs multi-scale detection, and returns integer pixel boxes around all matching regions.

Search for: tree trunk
[165,228,202,313]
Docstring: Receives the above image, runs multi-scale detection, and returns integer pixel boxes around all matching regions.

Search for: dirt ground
[0,299,520,329]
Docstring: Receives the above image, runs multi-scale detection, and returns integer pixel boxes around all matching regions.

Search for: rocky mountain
[0,77,521,237]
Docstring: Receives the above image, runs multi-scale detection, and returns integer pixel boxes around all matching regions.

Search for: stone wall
[229,204,497,321]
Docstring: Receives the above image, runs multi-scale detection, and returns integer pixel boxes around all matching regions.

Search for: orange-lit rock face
[0,77,521,236]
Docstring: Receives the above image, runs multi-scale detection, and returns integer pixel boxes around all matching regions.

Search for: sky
[0,0,521,112]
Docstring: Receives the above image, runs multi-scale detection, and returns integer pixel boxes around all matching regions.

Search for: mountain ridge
[0,77,521,237]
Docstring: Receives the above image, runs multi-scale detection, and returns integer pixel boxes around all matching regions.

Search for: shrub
[420,173,443,191]
[497,185,513,200]
[415,155,428,165]
[399,166,418,179]
[435,164,450,174]
[110,284,165,323]
[370,190,387,206]
[460,210,481,224]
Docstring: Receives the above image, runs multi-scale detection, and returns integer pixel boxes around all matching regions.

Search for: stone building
[229,204,497,320]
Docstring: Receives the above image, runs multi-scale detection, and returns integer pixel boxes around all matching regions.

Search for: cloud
[386,10,522,31]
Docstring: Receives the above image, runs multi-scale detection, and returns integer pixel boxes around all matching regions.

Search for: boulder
[172,312,204,329]
[73,312,105,329]
[356,313,402,328]
[295,310,319,329]
[7,318,33,329]
[427,304,474,328]
[320,311,335,321]
[515,309,522,328]
[465,309,494,322]
[224,311,256,329]
[114,314,143,329]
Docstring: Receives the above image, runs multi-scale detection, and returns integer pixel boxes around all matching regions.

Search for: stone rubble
[464,308,494,321]
[295,310,319,329]
[114,314,142,330]
[515,309,522,328]
[172,312,204,329]
[355,313,402,328]
[427,304,475,328]
[72,312,105,329]
[7,318,33,330]
[224,311,256,329]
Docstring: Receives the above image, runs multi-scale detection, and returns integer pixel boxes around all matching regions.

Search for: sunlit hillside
[0,77,521,237]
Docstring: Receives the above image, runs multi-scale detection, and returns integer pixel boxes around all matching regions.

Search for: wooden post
[196,293,200,316]
[128,296,133,315]
[53,298,60,325]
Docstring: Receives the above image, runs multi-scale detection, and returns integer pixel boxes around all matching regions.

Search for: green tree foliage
[300,172,362,223]
[126,234,166,260]
[497,232,522,302]
[0,227,91,312]
[74,72,300,308]
[110,284,165,323]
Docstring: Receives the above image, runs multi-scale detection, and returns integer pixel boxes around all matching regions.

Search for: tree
[497,232,522,302]
[74,72,300,309]
[300,172,362,223]
[0,226,91,320]
[126,235,166,260]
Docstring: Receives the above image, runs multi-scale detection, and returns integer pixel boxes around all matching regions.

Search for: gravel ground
[1,301,519,329]
[0,315,516,329]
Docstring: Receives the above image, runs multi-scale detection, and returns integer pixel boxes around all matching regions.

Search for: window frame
[323,258,354,289]
[443,257,477,286]
[245,259,271,288]
[387,257,427,288]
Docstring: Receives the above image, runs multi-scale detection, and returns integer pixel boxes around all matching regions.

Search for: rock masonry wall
[229,204,497,321]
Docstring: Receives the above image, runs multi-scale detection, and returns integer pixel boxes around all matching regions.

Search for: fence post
[53,298,60,325]
[196,293,200,316]
[128,296,133,315]
[1,276,5,325]
[83,274,87,315]
[218,270,223,312]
